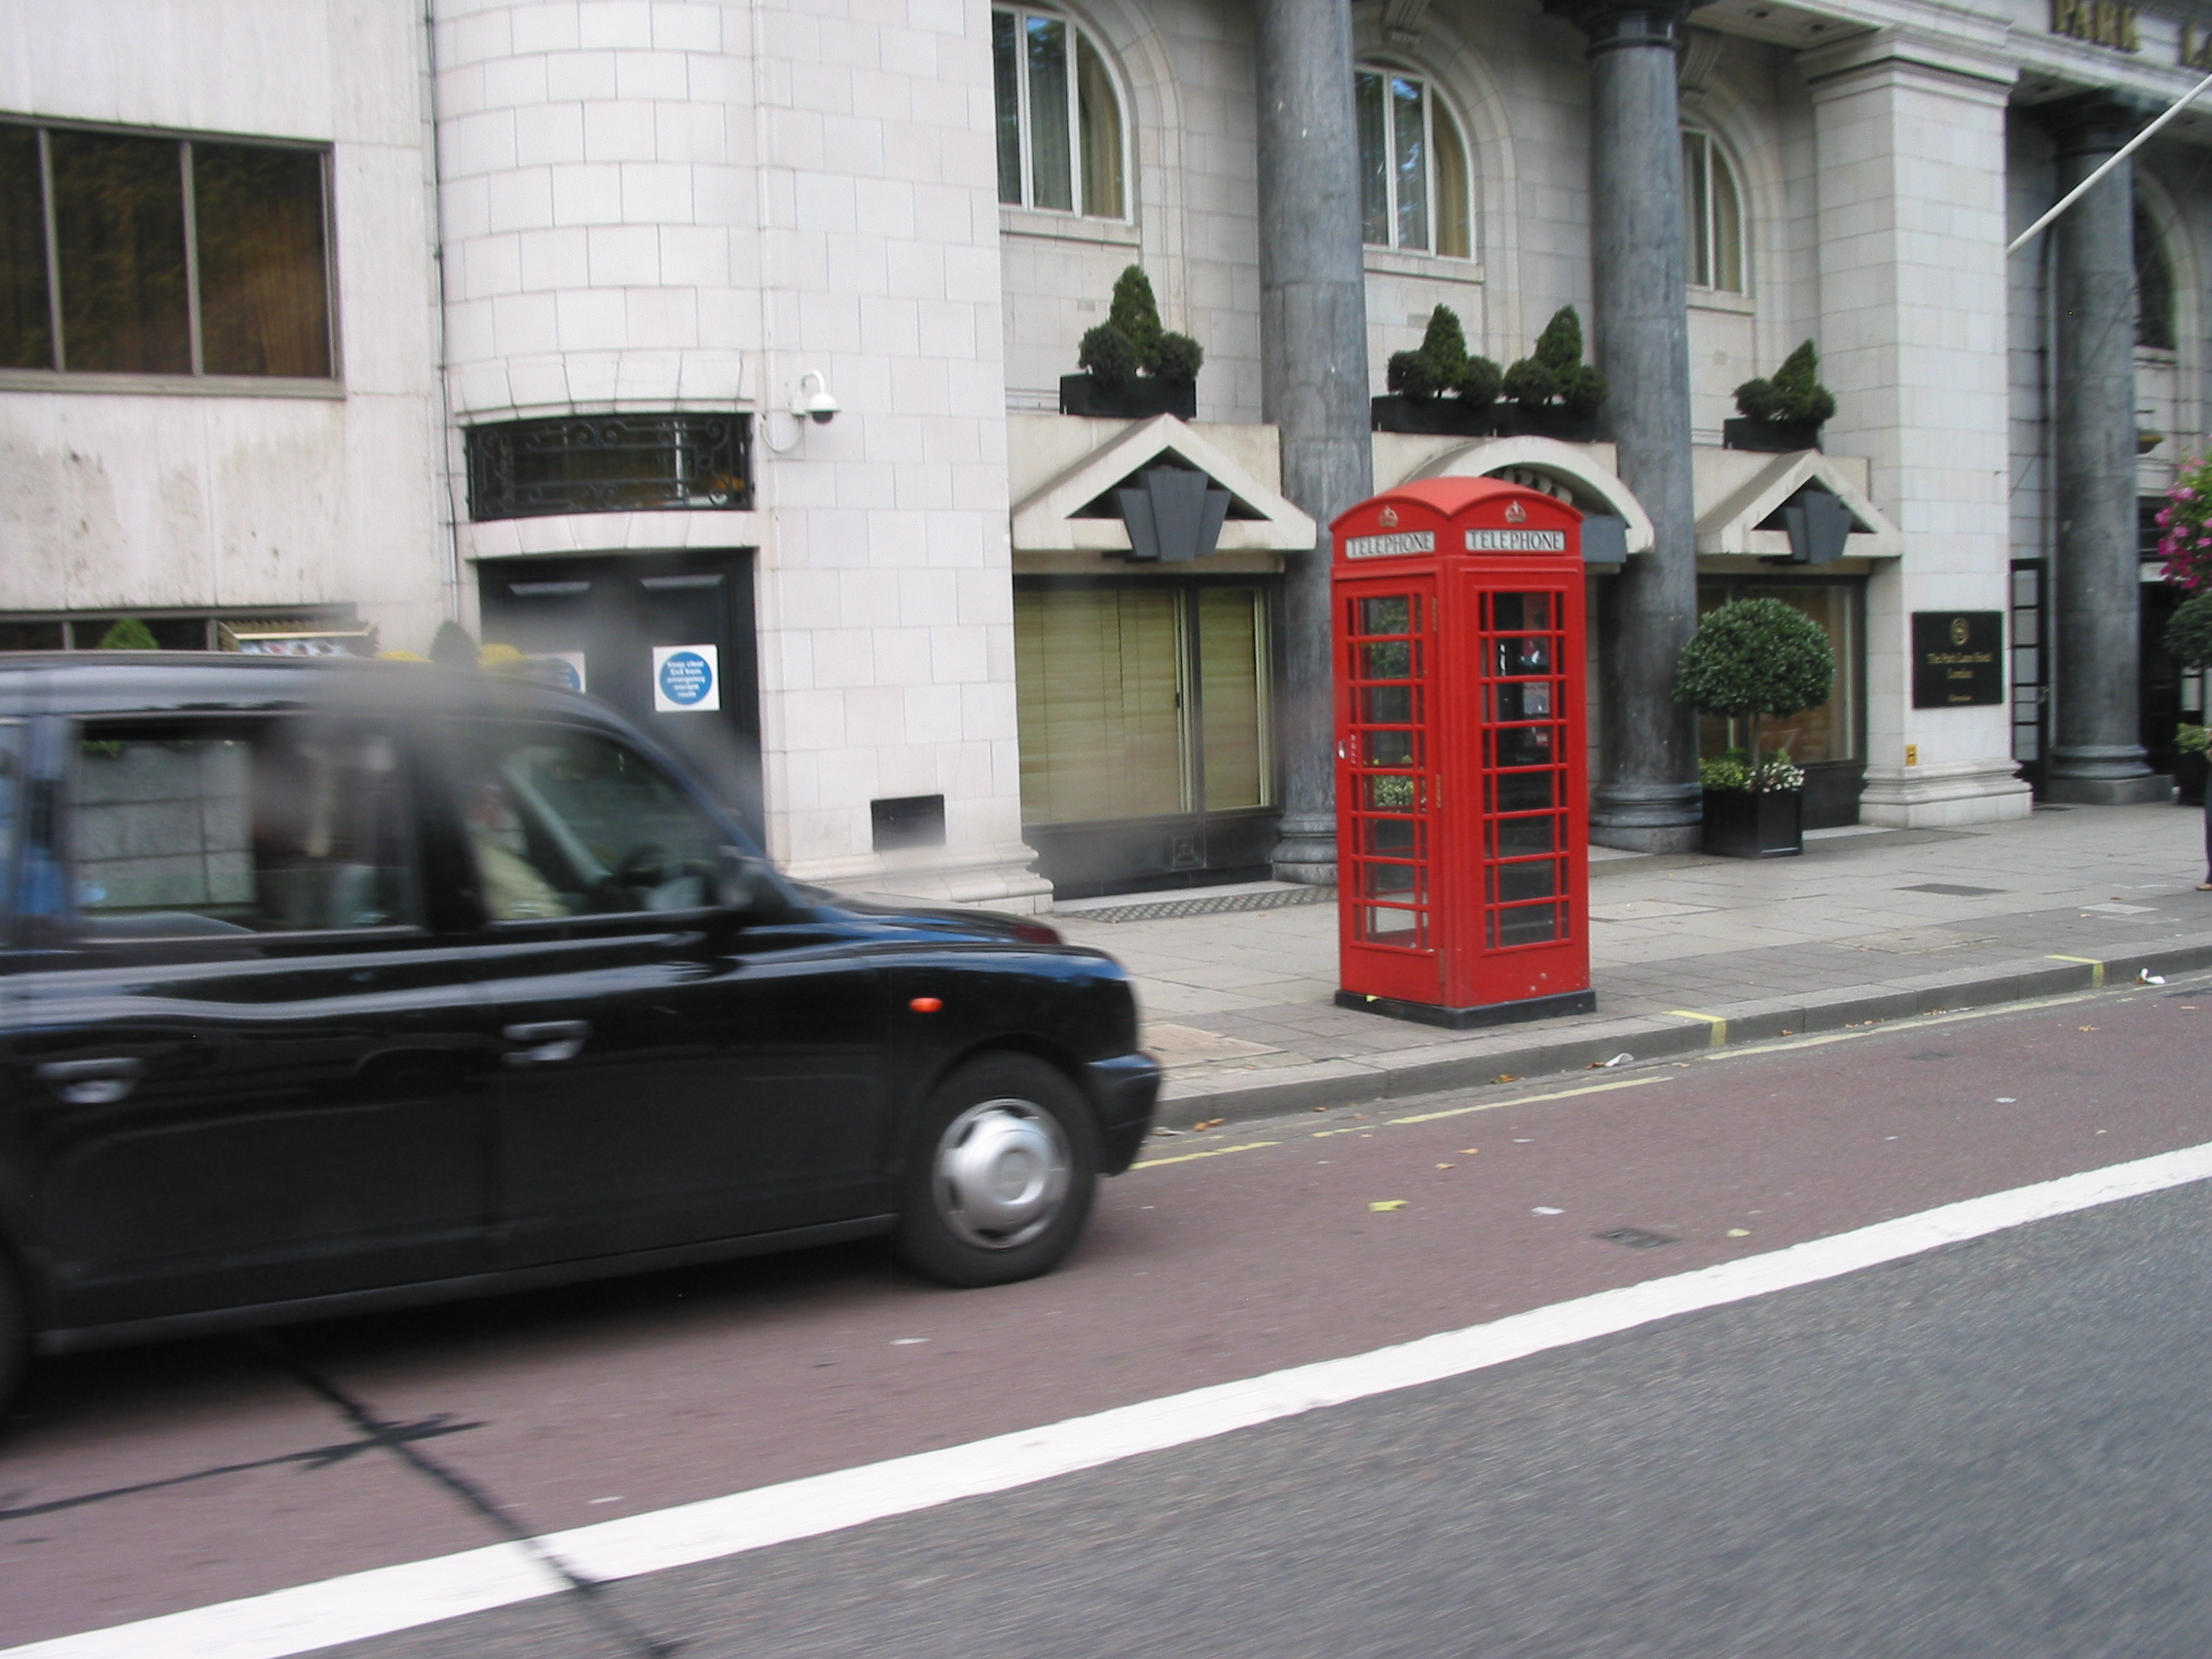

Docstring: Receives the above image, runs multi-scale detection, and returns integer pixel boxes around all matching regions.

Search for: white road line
[15,1140,2212,1659]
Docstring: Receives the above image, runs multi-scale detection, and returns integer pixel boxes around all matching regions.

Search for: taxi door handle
[501,1021,591,1066]
[38,1056,145,1104]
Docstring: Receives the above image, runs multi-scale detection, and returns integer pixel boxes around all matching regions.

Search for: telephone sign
[1331,476,1596,1029]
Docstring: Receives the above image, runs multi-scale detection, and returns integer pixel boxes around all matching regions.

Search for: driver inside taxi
[464,774,571,920]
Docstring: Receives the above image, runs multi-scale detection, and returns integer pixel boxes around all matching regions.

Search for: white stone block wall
[433,0,1040,905]
[0,0,450,649]
[1805,29,2029,827]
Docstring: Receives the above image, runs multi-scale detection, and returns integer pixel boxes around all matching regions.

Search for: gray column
[2042,93,2162,804]
[1552,0,1703,852]
[1255,0,1374,885]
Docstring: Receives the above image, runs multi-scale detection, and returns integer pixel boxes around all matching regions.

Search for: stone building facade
[1,0,2204,904]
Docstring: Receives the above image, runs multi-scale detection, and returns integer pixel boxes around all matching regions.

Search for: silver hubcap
[933,1097,1072,1250]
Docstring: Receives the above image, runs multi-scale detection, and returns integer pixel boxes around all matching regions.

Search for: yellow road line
[1383,1071,1675,1124]
[1671,1010,1729,1047]
[1132,1139,1280,1169]
[2048,952,2106,987]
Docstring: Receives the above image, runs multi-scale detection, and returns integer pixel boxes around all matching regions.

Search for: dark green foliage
[1079,322,1140,387]
[1386,349,1440,398]
[1734,339,1837,427]
[1149,329,1203,386]
[1106,267,1162,366]
[428,620,480,670]
[2166,591,2212,670]
[1458,353,1502,406]
[1676,598,1835,771]
[1503,307,1604,413]
[95,616,158,649]
[1077,265,1203,386]
[1418,306,1468,384]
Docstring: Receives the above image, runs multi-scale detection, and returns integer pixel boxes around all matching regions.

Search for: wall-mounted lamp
[761,369,841,453]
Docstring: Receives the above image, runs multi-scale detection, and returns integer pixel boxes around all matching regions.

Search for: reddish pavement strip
[3,977,2209,1648]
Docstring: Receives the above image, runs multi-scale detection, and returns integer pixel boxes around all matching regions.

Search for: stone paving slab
[1050,801,2212,1126]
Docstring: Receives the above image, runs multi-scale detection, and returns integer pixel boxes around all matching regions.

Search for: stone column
[1802,29,2030,827]
[2043,93,2163,803]
[1255,0,1374,885]
[1551,0,1703,853]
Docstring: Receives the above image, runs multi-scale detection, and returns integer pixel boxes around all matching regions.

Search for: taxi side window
[70,720,421,938]
[459,724,725,921]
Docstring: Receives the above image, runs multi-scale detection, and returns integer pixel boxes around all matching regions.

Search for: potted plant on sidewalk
[1372,305,1503,436]
[1676,598,1836,858]
[2166,591,2212,807]
[1724,340,1836,454]
[1500,307,1606,441]
[1060,266,1203,421]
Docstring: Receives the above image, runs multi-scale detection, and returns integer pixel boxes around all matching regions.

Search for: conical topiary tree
[1502,307,1605,417]
[1077,265,1204,388]
[1734,340,1837,428]
[95,616,159,649]
[428,620,479,669]
[1675,598,1835,787]
[1384,305,1502,405]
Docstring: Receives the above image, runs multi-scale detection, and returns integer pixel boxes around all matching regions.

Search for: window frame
[1354,64,1474,261]
[0,113,341,393]
[439,718,743,933]
[991,5,1131,223]
[59,713,427,948]
[1680,129,1747,296]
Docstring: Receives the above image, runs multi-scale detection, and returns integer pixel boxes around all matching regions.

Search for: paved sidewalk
[1050,801,2212,1124]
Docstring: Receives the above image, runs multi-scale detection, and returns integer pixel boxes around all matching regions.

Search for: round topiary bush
[1675,598,1835,787]
[2166,590,2212,671]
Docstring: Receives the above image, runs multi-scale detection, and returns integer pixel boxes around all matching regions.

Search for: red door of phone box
[1331,476,1595,1029]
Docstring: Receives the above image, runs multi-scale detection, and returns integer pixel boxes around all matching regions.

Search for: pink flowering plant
[2156,455,2212,592]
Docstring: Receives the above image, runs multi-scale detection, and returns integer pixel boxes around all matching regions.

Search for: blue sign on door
[651,644,720,712]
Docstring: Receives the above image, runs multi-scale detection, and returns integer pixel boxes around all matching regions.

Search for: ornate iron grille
[465,413,754,521]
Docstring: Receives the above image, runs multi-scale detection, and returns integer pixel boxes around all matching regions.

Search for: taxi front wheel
[896,1054,1099,1288]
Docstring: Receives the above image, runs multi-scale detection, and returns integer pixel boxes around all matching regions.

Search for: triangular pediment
[1011,415,1317,554]
[1697,450,1900,559]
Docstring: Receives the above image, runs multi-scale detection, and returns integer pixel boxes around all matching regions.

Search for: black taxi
[0,655,1158,1409]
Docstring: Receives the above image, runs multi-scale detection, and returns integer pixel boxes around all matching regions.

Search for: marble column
[1255,0,1374,885]
[2042,93,2164,804]
[1551,0,1703,852]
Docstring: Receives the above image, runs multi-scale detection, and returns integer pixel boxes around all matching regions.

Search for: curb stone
[1151,937,2212,1131]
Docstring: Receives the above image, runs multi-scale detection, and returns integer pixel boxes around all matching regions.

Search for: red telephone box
[1332,476,1595,1028]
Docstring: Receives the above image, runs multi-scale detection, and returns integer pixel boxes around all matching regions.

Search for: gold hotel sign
[2051,0,2212,66]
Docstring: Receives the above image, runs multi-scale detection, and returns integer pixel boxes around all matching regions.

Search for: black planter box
[2177,751,2207,808]
[1058,374,1197,421]
[1702,788,1803,858]
[1370,394,1497,436]
[1501,404,1602,442]
[1723,417,1824,454]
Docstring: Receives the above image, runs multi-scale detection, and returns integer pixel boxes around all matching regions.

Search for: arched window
[1681,131,1744,293]
[992,8,1124,219]
[1354,67,1472,259]
[2136,199,2176,350]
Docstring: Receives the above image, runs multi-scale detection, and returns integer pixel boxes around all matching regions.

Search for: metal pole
[2008,69,2212,256]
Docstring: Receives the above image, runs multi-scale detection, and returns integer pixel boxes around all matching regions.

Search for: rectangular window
[0,118,332,381]
[1076,33,1124,219]
[1682,133,1711,288]
[1024,15,1073,213]
[0,126,52,368]
[992,10,1023,206]
[1695,580,1861,763]
[70,720,417,937]
[1391,76,1428,253]
[1355,71,1389,246]
[1433,101,1471,261]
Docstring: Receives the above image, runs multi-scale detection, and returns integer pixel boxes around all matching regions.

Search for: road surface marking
[16,1139,2212,1659]
[1383,1072,1673,1124]
[2048,952,2106,987]
[1132,1139,1280,1169]
[1670,1010,1729,1046]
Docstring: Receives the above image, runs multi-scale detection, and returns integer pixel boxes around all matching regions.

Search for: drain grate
[1899,883,2007,897]
[1068,886,1336,924]
[1595,1227,1677,1249]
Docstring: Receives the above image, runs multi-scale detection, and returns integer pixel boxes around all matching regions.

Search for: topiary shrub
[428,620,480,670]
[1384,305,1502,408]
[1734,340,1837,427]
[1077,265,1203,388]
[1675,598,1835,789]
[1503,307,1605,415]
[2165,589,2212,670]
[95,616,160,649]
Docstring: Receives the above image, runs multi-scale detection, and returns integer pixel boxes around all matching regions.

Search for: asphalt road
[5,973,2212,1654]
